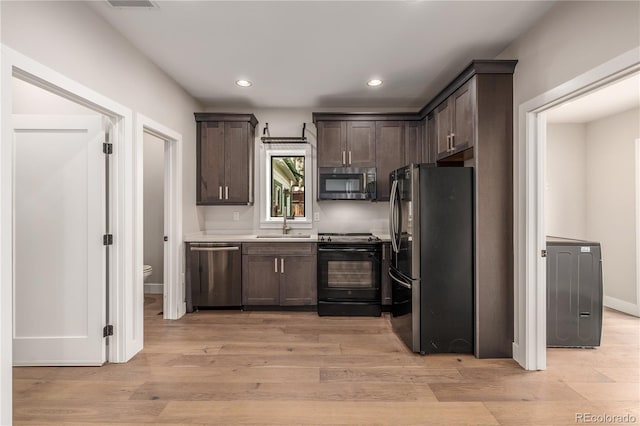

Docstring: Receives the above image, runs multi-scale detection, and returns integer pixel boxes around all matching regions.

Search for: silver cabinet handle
[274,258,278,273]
[348,151,352,165]
[190,246,240,252]
[342,151,346,165]
[219,186,223,199]
[281,258,284,274]
[446,135,451,152]
[450,132,455,151]
[225,186,229,200]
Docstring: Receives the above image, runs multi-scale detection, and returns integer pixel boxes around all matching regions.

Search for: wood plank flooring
[13,295,640,425]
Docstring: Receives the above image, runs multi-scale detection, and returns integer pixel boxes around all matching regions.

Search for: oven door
[317,246,381,301]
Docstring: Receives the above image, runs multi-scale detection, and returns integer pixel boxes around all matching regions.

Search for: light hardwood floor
[13,295,640,425]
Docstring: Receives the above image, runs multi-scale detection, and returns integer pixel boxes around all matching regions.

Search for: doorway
[135,114,183,327]
[143,131,166,300]
[515,48,640,370]
[544,72,640,365]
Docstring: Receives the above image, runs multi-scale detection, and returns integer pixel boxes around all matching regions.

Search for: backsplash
[198,201,389,234]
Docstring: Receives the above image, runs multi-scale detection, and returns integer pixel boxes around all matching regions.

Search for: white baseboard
[512,342,525,369]
[144,282,163,294]
[604,295,640,317]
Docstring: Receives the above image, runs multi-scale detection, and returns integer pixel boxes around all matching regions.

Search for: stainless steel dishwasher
[187,243,242,310]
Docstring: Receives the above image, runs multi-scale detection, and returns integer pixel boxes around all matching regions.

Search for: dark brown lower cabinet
[242,243,317,306]
[242,255,281,305]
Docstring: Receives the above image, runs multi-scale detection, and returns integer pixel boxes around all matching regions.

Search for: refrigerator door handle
[389,179,400,254]
[389,267,412,289]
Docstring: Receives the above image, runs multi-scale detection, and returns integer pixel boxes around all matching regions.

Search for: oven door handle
[318,247,377,253]
[389,268,412,290]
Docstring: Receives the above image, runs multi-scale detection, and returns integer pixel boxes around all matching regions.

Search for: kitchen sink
[256,234,311,239]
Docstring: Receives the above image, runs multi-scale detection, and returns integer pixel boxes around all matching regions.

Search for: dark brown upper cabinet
[435,77,477,161]
[404,120,423,165]
[316,120,375,168]
[375,121,405,201]
[424,114,436,164]
[195,113,257,205]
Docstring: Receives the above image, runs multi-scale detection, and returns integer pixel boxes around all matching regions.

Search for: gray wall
[497,1,640,109]
[545,123,588,239]
[586,108,639,306]
[546,108,640,308]
[2,0,202,236]
[143,132,165,285]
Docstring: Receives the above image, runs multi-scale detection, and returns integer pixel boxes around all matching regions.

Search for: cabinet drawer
[242,242,316,255]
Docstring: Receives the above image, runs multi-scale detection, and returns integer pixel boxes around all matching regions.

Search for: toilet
[143,264,153,282]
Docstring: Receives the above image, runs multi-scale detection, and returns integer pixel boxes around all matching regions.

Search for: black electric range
[317,233,382,316]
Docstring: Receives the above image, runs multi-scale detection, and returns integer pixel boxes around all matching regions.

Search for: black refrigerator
[389,164,474,354]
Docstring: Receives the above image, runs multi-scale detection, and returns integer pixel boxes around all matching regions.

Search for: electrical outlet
[314,212,320,221]
[233,211,240,221]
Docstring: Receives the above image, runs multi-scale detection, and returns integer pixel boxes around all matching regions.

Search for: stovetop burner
[318,232,381,243]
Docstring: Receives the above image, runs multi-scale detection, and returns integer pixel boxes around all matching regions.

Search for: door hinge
[103,325,114,338]
[103,234,113,245]
[103,143,113,155]
[541,249,547,258]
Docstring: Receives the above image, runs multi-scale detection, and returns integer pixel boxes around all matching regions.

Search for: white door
[12,115,107,366]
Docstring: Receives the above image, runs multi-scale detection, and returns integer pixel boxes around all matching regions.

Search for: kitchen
[2,1,640,424]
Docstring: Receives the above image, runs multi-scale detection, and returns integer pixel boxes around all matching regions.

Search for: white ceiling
[546,72,640,123]
[88,0,557,109]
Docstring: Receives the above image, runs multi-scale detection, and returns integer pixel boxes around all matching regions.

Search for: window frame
[260,144,313,228]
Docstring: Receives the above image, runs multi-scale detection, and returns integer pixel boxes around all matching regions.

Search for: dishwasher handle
[190,246,240,252]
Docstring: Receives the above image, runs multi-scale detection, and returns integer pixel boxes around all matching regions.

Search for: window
[271,156,305,218]
[261,145,312,227]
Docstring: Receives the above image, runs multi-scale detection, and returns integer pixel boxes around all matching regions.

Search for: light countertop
[185,231,391,243]
[184,231,319,243]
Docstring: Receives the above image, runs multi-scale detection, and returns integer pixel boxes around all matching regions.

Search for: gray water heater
[546,236,603,348]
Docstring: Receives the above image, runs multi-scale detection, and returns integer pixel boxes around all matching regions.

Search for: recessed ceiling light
[235,80,252,87]
[367,79,383,87]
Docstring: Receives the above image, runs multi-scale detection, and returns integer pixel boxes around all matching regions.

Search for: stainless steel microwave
[318,167,376,200]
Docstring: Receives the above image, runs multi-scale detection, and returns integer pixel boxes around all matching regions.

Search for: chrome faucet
[282,188,291,235]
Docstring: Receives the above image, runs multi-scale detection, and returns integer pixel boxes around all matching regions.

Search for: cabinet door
[224,121,250,204]
[435,100,452,160]
[381,243,391,306]
[346,121,376,167]
[242,255,280,305]
[424,114,436,164]
[280,255,317,306]
[198,122,226,204]
[451,77,476,153]
[317,121,346,167]
[404,120,422,165]
[375,121,405,201]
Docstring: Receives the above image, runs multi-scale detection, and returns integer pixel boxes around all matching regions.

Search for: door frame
[514,46,640,371]
[636,138,640,315]
[1,45,139,422]
[135,113,183,326]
